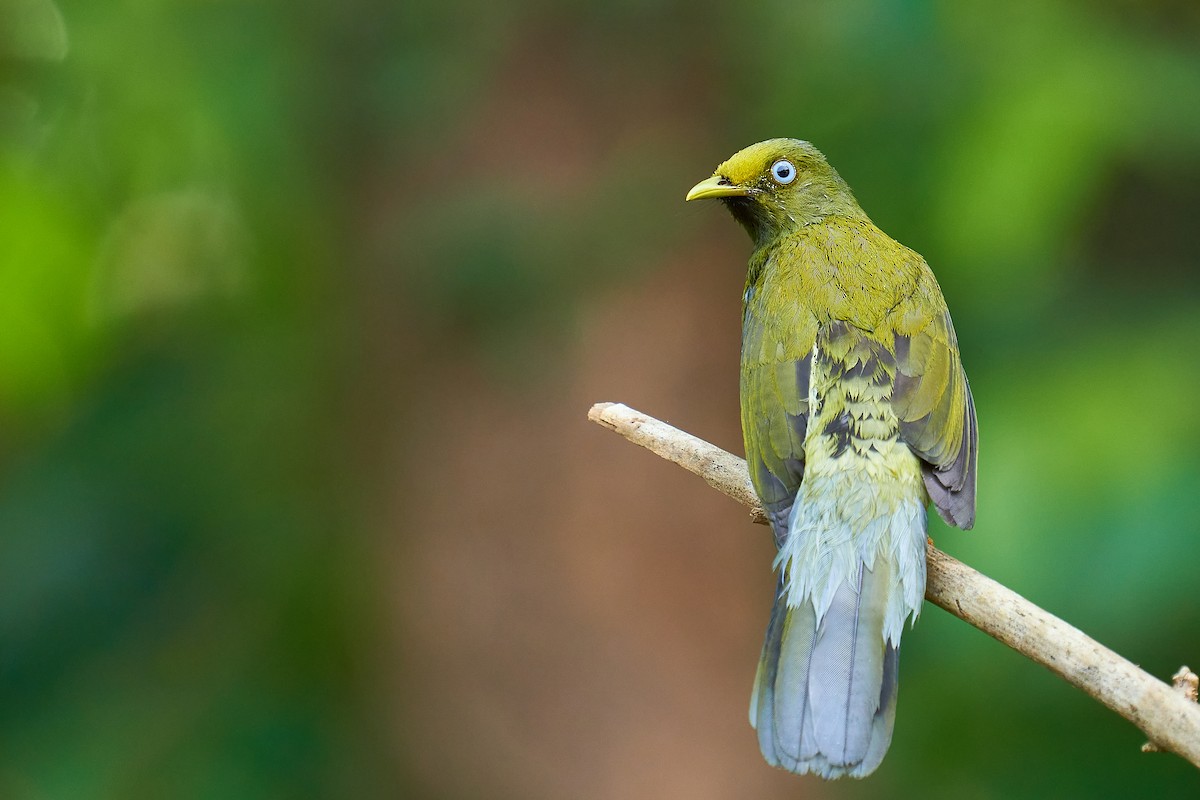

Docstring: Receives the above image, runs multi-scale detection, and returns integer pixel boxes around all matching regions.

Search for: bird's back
[742,217,956,777]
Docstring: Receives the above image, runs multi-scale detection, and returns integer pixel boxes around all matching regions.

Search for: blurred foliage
[0,0,380,797]
[0,0,1198,798]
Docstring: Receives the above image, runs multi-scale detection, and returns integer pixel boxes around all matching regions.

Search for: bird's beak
[685,175,748,201]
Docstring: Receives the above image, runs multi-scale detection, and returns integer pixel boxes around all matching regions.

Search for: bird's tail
[749,560,903,779]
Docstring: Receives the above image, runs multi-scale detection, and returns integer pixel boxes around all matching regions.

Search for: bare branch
[588,401,1200,769]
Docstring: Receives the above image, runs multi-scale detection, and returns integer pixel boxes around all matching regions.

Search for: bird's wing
[740,317,813,545]
[892,308,978,529]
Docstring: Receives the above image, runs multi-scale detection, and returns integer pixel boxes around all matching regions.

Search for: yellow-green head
[686,138,865,245]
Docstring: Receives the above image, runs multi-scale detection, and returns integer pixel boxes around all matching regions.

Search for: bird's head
[686,138,863,245]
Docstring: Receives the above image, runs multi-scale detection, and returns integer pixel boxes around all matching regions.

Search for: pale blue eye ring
[770,159,796,185]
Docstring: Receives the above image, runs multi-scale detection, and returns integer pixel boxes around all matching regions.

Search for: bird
[686,139,977,779]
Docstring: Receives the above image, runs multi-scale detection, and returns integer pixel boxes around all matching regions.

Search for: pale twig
[587,401,1200,770]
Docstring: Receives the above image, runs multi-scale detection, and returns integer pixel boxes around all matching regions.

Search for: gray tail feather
[750,564,899,779]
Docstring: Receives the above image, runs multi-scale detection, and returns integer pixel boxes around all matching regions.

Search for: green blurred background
[2,1,1199,798]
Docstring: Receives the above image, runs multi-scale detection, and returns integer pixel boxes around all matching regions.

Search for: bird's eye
[770,159,796,185]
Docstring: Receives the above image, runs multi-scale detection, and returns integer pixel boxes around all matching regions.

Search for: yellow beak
[685,175,748,201]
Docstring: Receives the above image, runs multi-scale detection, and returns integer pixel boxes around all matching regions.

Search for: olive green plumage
[687,139,977,779]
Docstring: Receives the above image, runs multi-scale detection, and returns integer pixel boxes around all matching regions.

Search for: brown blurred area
[350,16,822,800]
[388,253,801,799]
